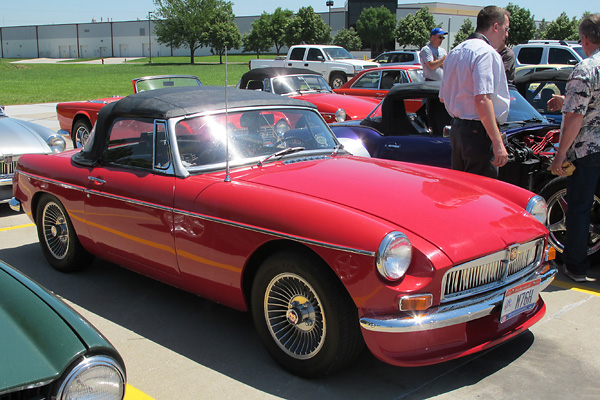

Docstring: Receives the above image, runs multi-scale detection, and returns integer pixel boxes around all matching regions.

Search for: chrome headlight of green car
[0,260,126,399]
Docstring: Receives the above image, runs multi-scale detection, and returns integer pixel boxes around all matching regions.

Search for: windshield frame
[169,106,342,174]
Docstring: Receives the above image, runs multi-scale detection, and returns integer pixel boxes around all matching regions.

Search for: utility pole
[326,1,334,27]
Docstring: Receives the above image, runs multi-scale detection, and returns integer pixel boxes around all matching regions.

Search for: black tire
[36,194,94,272]
[539,177,600,262]
[72,119,92,149]
[251,250,363,377]
[329,73,347,89]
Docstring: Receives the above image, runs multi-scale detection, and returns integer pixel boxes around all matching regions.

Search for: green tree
[356,6,396,55]
[395,6,437,49]
[285,6,331,45]
[452,18,473,48]
[207,4,241,64]
[153,0,233,64]
[269,8,294,55]
[242,14,271,57]
[544,12,579,40]
[534,19,549,39]
[505,3,536,46]
[333,28,362,51]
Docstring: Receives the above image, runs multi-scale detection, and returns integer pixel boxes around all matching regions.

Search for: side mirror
[317,55,325,62]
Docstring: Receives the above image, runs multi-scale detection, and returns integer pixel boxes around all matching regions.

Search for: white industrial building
[0,2,480,59]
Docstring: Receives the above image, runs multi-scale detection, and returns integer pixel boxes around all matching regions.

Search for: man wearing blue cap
[420,27,448,81]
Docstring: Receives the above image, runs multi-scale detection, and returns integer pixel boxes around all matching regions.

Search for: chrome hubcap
[75,126,89,148]
[42,202,69,260]
[547,188,600,256]
[264,273,325,360]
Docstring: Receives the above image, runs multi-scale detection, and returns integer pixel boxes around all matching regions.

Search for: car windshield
[407,69,424,82]
[135,76,202,92]
[174,108,339,171]
[364,88,547,124]
[323,47,354,60]
[270,75,331,95]
[573,46,586,59]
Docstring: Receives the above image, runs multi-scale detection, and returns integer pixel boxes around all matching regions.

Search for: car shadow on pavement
[1,243,536,399]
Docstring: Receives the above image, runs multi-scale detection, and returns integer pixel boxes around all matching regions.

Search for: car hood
[0,117,54,156]
[339,59,379,69]
[290,92,379,119]
[237,156,545,263]
[0,266,86,394]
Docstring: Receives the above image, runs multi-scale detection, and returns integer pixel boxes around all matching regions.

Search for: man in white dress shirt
[439,6,511,178]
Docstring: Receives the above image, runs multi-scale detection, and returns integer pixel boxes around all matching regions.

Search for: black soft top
[73,86,315,166]
[239,67,322,89]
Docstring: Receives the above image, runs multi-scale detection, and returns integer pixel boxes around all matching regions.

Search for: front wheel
[329,73,347,89]
[539,177,600,262]
[251,250,363,377]
[36,194,94,272]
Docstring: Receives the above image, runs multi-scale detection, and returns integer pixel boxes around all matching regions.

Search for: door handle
[88,176,106,185]
[385,143,400,149]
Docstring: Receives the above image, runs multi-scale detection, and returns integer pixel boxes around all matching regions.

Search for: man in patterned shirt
[549,13,600,282]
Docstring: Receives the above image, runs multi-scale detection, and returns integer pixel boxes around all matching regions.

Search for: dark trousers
[450,118,498,178]
[564,152,600,275]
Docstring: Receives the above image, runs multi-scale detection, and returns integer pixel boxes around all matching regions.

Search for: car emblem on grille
[510,247,518,261]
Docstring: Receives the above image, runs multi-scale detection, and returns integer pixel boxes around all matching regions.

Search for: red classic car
[12,86,556,377]
[56,75,203,148]
[237,67,380,124]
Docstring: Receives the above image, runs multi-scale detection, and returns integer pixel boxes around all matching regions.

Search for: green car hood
[0,266,86,394]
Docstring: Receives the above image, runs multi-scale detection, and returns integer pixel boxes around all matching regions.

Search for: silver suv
[372,50,421,66]
[514,40,586,67]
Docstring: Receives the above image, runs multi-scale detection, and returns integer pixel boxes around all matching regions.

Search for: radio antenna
[224,46,231,183]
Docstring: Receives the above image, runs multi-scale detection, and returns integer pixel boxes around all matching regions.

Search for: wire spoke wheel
[42,201,70,260]
[264,273,326,360]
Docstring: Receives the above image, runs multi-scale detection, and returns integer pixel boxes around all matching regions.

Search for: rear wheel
[72,119,92,149]
[539,177,600,262]
[36,194,94,272]
[251,250,363,377]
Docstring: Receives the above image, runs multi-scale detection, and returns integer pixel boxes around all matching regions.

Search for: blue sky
[0,1,592,27]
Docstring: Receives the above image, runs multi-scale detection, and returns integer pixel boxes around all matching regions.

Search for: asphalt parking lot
[2,104,600,399]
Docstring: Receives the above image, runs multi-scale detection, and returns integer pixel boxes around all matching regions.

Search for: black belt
[451,118,484,128]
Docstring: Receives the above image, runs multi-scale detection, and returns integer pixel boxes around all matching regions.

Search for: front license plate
[500,278,542,323]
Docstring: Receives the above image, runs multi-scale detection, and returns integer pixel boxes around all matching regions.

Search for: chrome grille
[441,239,544,302]
[0,156,19,179]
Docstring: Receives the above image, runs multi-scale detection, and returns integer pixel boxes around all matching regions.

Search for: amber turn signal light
[399,294,433,311]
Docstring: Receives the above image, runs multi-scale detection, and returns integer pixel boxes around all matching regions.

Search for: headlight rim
[526,195,548,226]
[376,231,413,281]
[46,134,66,153]
[56,355,126,400]
[335,108,347,122]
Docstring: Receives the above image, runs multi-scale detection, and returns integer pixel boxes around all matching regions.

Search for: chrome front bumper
[9,197,21,212]
[360,267,556,333]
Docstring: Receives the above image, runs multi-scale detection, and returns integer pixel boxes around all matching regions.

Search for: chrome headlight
[46,134,66,153]
[526,195,548,226]
[57,356,126,400]
[335,108,347,122]
[354,65,364,73]
[275,119,290,136]
[377,232,412,281]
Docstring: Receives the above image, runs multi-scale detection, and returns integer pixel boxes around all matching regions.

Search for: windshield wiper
[257,147,306,167]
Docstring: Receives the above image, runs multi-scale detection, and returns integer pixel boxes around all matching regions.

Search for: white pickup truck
[249,45,379,89]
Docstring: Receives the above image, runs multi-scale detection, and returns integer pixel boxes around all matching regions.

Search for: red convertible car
[333,65,423,112]
[237,67,380,124]
[12,86,556,377]
[56,75,203,148]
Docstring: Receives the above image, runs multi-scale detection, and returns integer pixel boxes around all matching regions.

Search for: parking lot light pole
[326,1,334,27]
[148,11,155,64]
